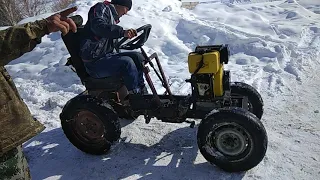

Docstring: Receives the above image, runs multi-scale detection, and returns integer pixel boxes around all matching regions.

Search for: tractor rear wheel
[60,95,121,155]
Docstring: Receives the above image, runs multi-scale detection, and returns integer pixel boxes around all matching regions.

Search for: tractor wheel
[60,95,121,155]
[230,82,264,119]
[197,107,267,172]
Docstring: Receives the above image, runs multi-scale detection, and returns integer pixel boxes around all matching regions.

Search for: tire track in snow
[173,16,291,94]
[176,3,320,96]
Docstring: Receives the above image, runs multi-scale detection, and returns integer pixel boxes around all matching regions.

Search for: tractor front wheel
[230,82,264,119]
[197,107,267,172]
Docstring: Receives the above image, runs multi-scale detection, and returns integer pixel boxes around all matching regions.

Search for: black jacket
[79,2,125,61]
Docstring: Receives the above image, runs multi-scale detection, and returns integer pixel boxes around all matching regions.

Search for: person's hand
[46,6,78,35]
[124,29,137,39]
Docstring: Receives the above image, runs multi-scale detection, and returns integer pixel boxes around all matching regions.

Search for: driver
[79,0,147,94]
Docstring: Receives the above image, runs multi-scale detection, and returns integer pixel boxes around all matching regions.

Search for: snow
[2,0,320,179]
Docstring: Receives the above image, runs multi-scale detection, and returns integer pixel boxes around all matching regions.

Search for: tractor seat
[82,76,124,91]
[61,24,124,91]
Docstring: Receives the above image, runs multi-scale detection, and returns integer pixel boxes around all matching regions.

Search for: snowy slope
[3,0,320,179]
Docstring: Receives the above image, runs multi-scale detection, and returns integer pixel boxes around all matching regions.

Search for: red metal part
[140,47,174,105]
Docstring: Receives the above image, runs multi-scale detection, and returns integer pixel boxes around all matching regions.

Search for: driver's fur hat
[111,0,132,10]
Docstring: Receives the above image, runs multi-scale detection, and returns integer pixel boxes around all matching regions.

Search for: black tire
[197,107,268,172]
[60,95,121,155]
[230,82,264,119]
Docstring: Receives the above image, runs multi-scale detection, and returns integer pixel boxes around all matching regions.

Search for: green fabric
[0,145,31,180]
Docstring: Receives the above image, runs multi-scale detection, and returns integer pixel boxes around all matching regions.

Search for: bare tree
[52,0,76,12]
[0,0,49,26]
[0,0,23,26]
[0,0,75,26]
[20,0,48,17]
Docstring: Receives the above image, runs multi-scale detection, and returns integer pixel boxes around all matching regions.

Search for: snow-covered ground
[3,0,320,179]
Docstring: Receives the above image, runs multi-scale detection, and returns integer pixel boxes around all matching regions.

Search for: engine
[186,45,230,101]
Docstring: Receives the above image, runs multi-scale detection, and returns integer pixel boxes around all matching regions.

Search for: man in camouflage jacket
[0,7,79,179]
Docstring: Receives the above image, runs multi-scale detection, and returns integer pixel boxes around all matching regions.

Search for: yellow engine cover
[188,51,220,74]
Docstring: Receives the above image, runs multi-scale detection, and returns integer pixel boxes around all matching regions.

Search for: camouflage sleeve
[0,19,49,66]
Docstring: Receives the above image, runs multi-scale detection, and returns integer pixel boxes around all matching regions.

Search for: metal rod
[153,53,173,98]
[144,67,161,105]
[140,47,161,105]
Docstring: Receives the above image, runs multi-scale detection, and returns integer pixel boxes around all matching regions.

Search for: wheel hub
[73,110,105,143]
[214,125,249,156]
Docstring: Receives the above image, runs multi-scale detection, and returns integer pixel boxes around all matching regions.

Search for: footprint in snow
[314,10,320,14]
[162,6,172,12]
[236,58,250,65]
[263,64,281,73]
[286,11,297,19]
[309,27,319,33]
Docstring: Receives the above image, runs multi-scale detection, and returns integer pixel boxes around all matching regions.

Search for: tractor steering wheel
[115,24,152,50]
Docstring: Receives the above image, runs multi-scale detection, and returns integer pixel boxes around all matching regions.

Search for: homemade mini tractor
[59,16,268,172]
